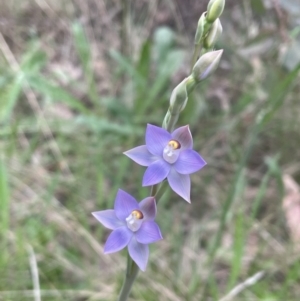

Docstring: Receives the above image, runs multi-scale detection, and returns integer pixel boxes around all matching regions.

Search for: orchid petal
[171,125,193,150]
[142,160,170,186]
[114,189,139,221]
[104,227,132,254]
[145,124,171,156]
[167,168,191,203]
[135,221,163,244]
[139,197,156,221]
[92,210,124,230]
[128,236,149,271]
[123,145,156,167]
[175,149,207,174]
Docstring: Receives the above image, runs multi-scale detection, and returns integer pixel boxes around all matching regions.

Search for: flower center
[163,139,181,164]
[126,210,144,232]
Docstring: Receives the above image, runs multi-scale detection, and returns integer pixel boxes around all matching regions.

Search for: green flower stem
[117,253,139,301]
[150,184,159,197]
[154,181,168,202]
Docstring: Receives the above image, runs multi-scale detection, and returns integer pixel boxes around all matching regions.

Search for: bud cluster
[163,0,226,132]
[195,0,225,48]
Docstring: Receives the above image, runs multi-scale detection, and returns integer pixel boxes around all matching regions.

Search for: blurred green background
[1,0,300,300]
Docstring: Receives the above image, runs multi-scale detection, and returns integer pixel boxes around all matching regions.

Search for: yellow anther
[131,210,144,219]
[168,139,181,150]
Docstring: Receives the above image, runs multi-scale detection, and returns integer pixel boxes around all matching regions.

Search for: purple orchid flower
[124,124,206,202]
[92,189,162,271]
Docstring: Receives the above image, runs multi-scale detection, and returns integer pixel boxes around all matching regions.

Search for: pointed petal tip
[180,194,191,203]
[139,196,157,221]
[168,169,191,202]
[146,123,153,130]
[123,145,154,166]
[176,124,190,133]
[91,210,102,219]
[103,248,118,255]
[142,179,150,187]
[114,190,139,221]
[123,150,131,156]
[171,125,193,149]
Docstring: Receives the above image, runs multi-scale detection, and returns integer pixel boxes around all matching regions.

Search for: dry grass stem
[218,271,265,301]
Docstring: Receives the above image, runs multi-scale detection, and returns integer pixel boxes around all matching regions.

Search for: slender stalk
[150,184,158,197]
[117,254,139,301]
[154,181,168,202]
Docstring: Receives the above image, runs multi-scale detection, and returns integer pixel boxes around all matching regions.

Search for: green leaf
[75,115,142,135]
[72,22,99,104]
[0,75,23,122]
[20,46,47,75]
[72,22,90,69]
[27,75,89,114]
[258,64,300,126]
[0,157,10,235]
[228,211,245,289]
[251,0,266,14]
[136,40,152,80]
[109,49,146,86]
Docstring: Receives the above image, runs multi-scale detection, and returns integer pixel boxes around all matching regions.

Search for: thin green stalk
[117,254,139,301]
[0,157,9,267]
[150,184,158,197]
[154,181,168,202]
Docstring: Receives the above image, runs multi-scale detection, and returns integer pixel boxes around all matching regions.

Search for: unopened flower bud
[207,0,225,23]
[203,18,222,49]
[194,12,206,45]
[169,78,188,114]
[192,50,223,82]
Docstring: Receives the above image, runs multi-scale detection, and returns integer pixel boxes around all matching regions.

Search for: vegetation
[1,0,300,300]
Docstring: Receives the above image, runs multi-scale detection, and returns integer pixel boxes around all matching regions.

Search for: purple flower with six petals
[124,124,206,202]
[92,189,162,271]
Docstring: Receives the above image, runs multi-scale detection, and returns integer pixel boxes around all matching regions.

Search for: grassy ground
[1,0,300,300]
